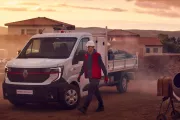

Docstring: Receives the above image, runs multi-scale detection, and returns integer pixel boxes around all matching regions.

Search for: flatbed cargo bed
[108,58,138,73]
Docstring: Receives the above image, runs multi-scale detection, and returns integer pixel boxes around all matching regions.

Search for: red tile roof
[108,29,140,37]
[5,17,75,27]
[139,37,162,46]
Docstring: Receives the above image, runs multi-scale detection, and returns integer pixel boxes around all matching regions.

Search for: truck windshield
[18,37,77,59]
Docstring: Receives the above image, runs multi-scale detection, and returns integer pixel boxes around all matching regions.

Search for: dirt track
[0,74,174,120]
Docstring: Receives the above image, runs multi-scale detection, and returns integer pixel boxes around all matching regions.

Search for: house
[138,37,163,57]
[5,17,75,35]
[106,29,163,57]
[107,29,141,54]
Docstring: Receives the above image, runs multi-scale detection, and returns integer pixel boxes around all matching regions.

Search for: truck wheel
[9,100,26,107]
[61,84,80,110]
[116,74,128,93]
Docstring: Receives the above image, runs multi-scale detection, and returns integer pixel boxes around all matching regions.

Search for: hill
[76,27,180,37]
[127,29,180,37]
[0,26,7,35]
[1,26,180,37]
[75,27,110,34]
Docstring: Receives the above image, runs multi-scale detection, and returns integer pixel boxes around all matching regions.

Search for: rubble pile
[137,55,180,80]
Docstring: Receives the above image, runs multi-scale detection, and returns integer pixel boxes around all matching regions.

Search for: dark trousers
[83,78,104,109]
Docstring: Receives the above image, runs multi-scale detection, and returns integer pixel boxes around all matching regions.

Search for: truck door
[71,37,89,93]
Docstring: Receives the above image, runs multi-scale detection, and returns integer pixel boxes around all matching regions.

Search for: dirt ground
[0,72,177,120]
[1,31,180,120]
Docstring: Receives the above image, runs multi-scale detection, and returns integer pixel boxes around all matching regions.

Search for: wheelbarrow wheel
[171,110,180,120]
[156,114,167,120]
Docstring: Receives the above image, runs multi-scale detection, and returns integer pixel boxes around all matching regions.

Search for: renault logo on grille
[23,70,28,78]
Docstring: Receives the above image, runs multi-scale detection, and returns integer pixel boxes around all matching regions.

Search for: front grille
[7,68,50,83]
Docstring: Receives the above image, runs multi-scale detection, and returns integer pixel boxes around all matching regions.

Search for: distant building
[106,29,162,57]
[107,29,140,54]
[138,37,163,57]
[5,17,75,35]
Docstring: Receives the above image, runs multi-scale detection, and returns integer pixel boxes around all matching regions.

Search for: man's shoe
[77,107,87,114]
[95,106,104,112]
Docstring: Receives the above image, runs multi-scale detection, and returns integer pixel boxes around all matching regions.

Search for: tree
[169,37,176,44]
[177,37,180,44]
[158,34,180,53]
[158,34,169,44]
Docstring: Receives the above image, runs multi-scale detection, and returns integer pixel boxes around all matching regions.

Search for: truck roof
[31,32,92,39]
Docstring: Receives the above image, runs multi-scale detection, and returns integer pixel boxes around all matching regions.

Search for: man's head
[86,40,95,53]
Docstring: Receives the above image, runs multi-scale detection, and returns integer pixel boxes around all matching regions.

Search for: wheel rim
[122,77,127,90]
[65,89,78,106]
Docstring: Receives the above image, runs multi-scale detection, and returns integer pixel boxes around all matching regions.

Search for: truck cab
[2,29,138,109]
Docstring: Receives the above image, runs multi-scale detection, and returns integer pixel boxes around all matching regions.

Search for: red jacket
[79,50,107,79]
[84,52,101,79]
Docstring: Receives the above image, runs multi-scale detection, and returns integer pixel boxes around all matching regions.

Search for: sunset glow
[0,0,180,30]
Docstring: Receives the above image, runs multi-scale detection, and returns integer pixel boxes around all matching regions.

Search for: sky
[0,0,180,31]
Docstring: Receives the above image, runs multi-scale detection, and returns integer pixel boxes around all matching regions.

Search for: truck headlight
[48,66,64,82]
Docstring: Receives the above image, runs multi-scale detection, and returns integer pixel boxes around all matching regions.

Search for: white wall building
[5,17,75,35]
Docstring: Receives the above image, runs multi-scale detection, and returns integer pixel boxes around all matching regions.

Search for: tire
[116,73,128,93]
[61,84,80,110]
[156,114,167,120]
[9,100,26,107]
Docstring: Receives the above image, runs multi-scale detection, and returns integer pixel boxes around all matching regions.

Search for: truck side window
[72,37,89,65]
[26,39,40,55]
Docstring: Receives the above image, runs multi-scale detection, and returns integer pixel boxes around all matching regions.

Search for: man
[77,40,108,114]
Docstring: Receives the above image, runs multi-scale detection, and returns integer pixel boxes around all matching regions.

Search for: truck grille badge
[23,69,28,78]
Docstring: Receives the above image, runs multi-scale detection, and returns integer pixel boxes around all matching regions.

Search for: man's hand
[77,76,81,82]
[104,76,108,83]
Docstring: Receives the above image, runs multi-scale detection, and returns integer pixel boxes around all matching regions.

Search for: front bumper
[2,79,69,103]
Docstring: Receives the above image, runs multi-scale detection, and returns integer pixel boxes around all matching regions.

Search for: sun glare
[29,6,41,11]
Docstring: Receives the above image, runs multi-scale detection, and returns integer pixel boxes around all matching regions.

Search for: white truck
[2,27,138,109]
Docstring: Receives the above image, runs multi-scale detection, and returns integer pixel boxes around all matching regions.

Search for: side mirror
[17,50,21,55]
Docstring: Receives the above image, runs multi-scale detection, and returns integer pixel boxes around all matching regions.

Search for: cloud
[32,8,57,12]
[126,0,180,18]
[57,4,127,12]
[20,2,39,6]
[135,1,170,10]
[0,6,57,12]
[128,0,180,9]
[0,7,27,11]
[135,9,180,18]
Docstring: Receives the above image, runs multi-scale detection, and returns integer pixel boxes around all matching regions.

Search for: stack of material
[157,76,172,97]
